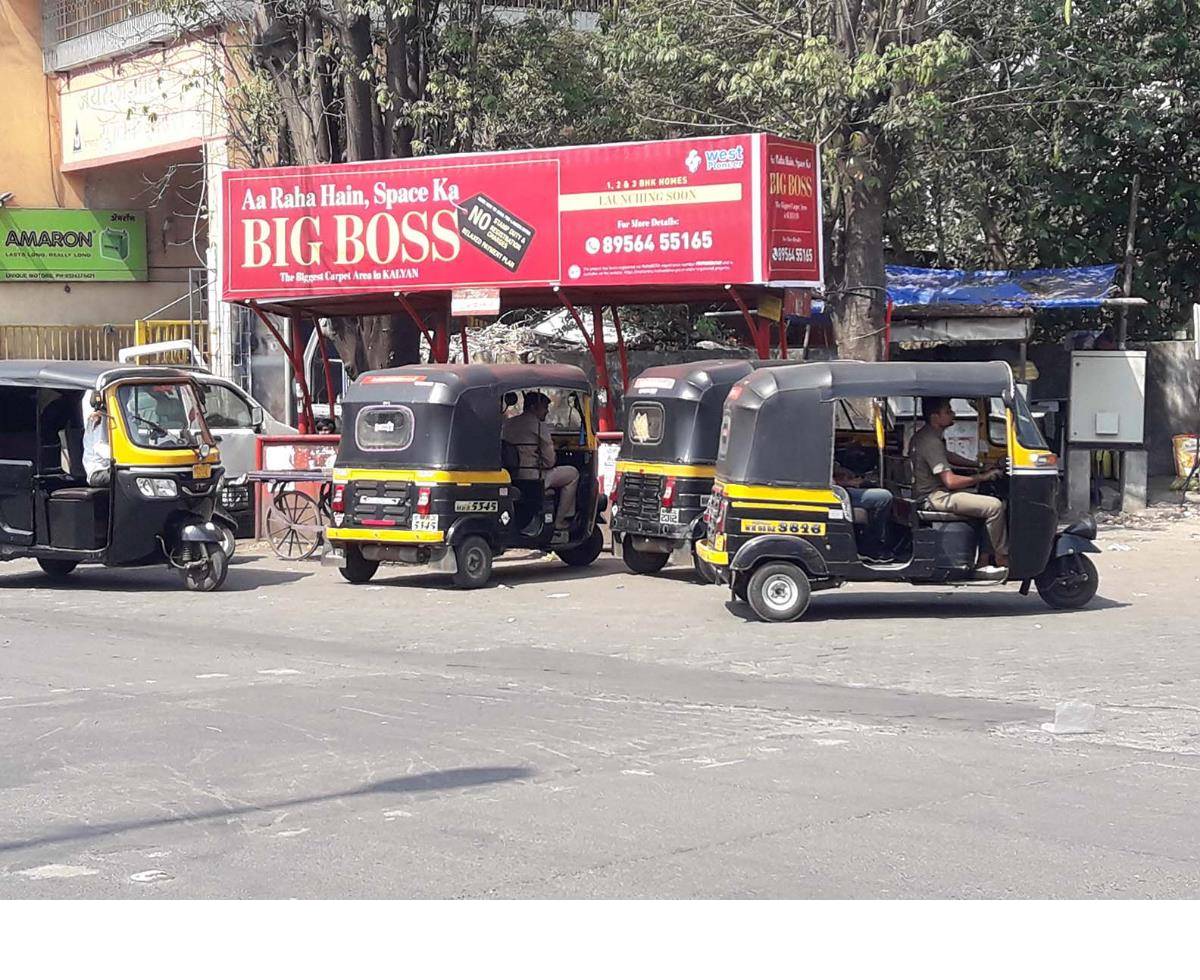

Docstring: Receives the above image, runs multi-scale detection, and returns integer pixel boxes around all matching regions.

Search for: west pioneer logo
[685,150,701,174]
[704,146,745,172]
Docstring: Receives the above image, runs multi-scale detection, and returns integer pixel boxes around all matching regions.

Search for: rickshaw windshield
[544,390,585,434]
[117,382,212,450]
[1012,391,1049,450]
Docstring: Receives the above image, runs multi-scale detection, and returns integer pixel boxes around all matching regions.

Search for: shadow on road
[0,556,310,594]
[724,591,1127,623]
[0,766,534,855]
[366,554,625,591]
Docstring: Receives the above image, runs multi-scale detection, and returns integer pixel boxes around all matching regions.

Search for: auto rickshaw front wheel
[37,558,77,581]
[1035,553,1099,610]
[557,527,605,568]
[453,534,493,589]
[339,545,379,584]
[746,561,812,623]
[621,537,669,574]
[180,543,229,593]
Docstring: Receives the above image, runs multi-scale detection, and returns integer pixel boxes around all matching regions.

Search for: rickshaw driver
[81,390,112,487]
[501,391,579,529]
[910,397,1007,569]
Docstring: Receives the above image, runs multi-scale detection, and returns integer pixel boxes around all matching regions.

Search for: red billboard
[222,134,822,303]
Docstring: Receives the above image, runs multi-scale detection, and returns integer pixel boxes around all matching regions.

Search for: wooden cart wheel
[265,489,323,560]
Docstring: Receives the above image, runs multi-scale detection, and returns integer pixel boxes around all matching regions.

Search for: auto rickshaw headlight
[135,477,178,498]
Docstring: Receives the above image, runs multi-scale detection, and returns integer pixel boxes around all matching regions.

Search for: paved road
[1,520,1198,897]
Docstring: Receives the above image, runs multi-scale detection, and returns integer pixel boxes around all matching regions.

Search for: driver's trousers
[926,489,1008,560]
[545,465,579,527]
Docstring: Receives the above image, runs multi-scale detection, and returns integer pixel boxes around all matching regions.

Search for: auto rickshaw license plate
[192,463,212,479]
[741,519,826,536]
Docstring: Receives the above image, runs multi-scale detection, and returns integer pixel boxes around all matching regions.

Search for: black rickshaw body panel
[1007,470,1060,579]
[104,467,221,565]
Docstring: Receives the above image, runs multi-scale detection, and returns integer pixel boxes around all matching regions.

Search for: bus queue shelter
[220,133,825,431]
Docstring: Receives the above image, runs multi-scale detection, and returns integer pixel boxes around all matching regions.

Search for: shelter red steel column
[314,319,336,419]
[727,286,770,359]
[610,306,630,393]
[557,291,615,431]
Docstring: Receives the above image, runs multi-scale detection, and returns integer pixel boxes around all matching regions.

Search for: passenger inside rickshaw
[500,388,588,536]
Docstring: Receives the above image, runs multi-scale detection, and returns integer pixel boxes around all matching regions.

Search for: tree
[165,2,605,374]
[597,0,970,359]
[892,0,1200,337]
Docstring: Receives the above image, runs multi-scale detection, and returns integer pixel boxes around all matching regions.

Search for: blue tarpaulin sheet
[885,265,1119,310]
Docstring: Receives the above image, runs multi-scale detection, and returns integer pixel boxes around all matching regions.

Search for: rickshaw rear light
[331,483,345,513]
[660,476,677,509]
[416,486,432,516]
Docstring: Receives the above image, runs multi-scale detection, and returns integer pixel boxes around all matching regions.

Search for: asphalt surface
[1,518,1198,898]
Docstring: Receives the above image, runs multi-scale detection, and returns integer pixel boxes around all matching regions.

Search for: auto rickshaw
[0,361,229,590]
[324,363,607,588]
[695,361,1100,622]
[611,359,760,579]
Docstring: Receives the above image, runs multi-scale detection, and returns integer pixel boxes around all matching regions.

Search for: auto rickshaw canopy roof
[344,362,592,406]
[741,360,1016,404]
[336,363,594,472]
[0,360,196,392]
[716,359,1016,488]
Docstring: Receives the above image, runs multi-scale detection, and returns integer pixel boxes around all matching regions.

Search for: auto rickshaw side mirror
[90,390,103,410]
[250,406,265,429]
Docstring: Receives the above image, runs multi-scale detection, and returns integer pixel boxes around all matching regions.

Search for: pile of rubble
[1095,500,1200,529]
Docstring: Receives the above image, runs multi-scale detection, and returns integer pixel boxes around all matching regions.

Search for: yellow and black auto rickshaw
[0,361,228,590]
[324,363,606,588]
[695,361,1100,622]
[611,360,759,579]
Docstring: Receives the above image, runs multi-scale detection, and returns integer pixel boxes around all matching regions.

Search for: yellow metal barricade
[131,320,211,364]
[0,324,137,360]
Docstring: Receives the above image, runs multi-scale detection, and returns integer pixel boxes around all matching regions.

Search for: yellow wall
[0,0,82,208]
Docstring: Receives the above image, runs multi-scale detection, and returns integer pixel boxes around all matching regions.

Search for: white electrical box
[1069,350,1146,446]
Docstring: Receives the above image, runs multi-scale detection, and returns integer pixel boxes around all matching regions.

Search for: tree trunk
[325,314,422,378]
[337,3,376,163]
[831,131,894,362]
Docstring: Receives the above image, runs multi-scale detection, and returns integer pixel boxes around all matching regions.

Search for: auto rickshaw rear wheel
[181,543,228,593]
[453,534,493,589]
[746,561,812,623]
[339,545,379,584]
[557,527,604,567]
[692,546,718,584]
[1035,553,1099,609]
[37,558,77,580]
[621,537,669,574]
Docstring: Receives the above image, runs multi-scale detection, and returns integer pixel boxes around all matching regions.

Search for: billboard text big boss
[762,139,822,285]
[558,136,758,287]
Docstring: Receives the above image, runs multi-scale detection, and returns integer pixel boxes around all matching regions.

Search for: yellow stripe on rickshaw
[694,539,729,566]
[327,527,445,543]
[614,461,716,478]
[718,482,842,504]
[332,468,511,485]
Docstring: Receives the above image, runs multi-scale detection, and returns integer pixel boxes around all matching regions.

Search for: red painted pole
[727,287,769,358]
[610,305,630,392]
[314,317,336,418]
[559,293,615,431]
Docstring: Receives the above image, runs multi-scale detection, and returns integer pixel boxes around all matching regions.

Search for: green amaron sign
[0,209,148,282]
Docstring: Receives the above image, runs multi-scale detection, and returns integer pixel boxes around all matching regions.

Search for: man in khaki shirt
[501,392,579,529]
[910,397,1007,568]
